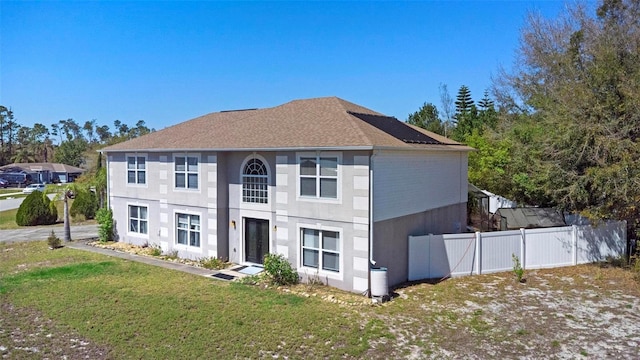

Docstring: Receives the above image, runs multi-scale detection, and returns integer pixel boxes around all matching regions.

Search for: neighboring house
[0,162,85,185]
[101,97,473,293]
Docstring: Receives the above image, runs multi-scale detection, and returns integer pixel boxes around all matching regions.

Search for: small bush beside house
[16,190,58,226]
[96,207,114,242]
[263,253,299,286]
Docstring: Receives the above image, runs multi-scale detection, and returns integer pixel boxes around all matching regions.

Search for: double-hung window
[127,156,146,184]
[299,156,338,199]
[176,213,200,247]
[128,205,148,235]
[175,155,198,189]
[301,228,340,272]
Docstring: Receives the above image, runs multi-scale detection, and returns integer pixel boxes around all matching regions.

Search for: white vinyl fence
[408,221,627,281]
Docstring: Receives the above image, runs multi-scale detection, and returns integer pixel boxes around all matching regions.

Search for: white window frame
[174,210,202,252]
[174,153,200,190]
[296,152,341,202]
[241,155,270,205]
[126,154,147,186]
[297,223,343,281]
[127,203,149,238]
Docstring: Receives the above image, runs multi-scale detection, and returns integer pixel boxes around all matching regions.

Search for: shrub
[70,189,98,220]
[263,253,299,286]
[96,207,114,242]
[149,244,162,256]
[16,190,58,226]
[47,230,62,249]
[512,253,525,283]
[199,256,229,270]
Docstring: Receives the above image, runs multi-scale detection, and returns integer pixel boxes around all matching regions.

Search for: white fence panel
[576,222,627,263]
[438,234,476,278]
[480,231,521,274]
[525,226,574,269]
[407,221,627,283]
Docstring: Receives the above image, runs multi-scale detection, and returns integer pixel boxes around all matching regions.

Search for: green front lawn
[0,242,384,359]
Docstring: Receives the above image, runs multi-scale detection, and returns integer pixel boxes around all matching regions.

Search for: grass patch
[0,241,385,359]
[0,208,19,229]
[1,261,115,293]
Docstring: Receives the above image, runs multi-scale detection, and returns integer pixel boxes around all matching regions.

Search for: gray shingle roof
[0,163,85,173]
[102,97,472,152]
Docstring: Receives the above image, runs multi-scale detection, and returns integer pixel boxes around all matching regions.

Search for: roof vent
[220,108,258,113]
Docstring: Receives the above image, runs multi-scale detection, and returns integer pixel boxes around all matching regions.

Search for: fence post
[572,225,578,265]
[475,231,482,275]
[520,228,526,270]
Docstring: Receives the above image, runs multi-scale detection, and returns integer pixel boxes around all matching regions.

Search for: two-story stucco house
[101,97,472,293]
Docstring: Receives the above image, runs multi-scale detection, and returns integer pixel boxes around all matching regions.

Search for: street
[0,224,99,243]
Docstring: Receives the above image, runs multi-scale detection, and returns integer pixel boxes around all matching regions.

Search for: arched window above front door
[242,158,268,204]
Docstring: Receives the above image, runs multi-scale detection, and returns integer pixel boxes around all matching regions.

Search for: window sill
[126,232,149,239]
[296,196,341,204]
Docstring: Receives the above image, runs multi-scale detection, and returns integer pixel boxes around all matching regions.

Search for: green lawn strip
[0,242,105,274]
[0,189,24,196]
[0,208,19,229]
[0,241,388,359]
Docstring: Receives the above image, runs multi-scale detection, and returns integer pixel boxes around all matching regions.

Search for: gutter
[98,146,376,154]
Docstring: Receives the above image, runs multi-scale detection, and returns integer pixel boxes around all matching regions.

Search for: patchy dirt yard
[0,302,111,359]
[365,265,640,359]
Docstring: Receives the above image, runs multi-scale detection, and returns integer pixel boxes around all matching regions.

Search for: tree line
[407,0,640,245]
[0,107,153,167]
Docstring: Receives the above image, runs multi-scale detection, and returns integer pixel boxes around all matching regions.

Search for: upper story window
[175,155,198,189]
[128,205,148,235]
[242,158,268,204]
[299,156,338,199]
[176,213,200,247]
[127,156,146,184]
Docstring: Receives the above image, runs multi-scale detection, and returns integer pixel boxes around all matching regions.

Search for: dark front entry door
[244,218,269,264]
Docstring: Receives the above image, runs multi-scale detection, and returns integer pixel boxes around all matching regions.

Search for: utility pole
[63,189,71,242]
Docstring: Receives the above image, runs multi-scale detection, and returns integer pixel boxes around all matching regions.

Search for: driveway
[0,224,99,243]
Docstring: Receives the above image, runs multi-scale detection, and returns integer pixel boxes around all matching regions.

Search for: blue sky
[1,1,568,132]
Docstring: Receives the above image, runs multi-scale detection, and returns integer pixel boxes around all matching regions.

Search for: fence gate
[408,235,431,281]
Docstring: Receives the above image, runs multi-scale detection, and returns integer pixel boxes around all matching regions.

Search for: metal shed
[495,207,566,230]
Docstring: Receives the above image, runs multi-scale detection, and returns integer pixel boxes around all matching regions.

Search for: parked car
[22,183,46,194]
[0,178,8,188]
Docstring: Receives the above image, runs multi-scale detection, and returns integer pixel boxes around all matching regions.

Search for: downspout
[368,150,379,295]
